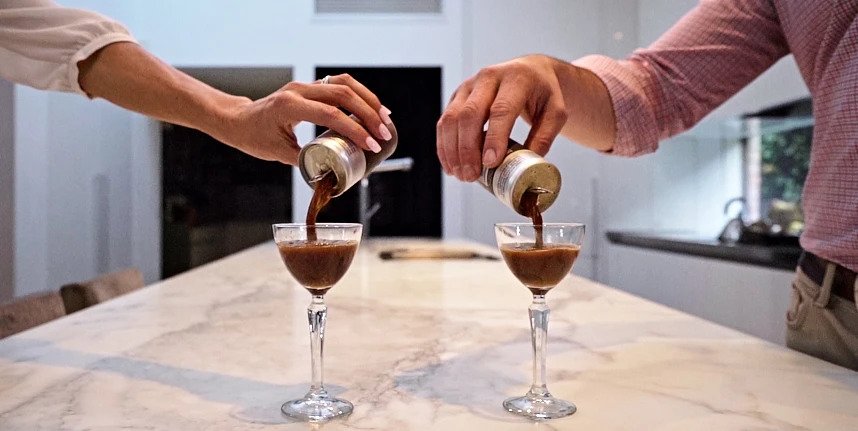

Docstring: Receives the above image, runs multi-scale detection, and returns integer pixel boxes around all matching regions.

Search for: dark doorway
[161,126,292,278]
[314,66,443,237]
[161,67,293,278]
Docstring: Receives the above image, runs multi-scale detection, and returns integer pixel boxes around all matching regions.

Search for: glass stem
[528,294,550,398]
[307,295,327,397]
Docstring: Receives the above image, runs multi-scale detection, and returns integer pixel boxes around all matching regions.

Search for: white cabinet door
[606,244,795,344]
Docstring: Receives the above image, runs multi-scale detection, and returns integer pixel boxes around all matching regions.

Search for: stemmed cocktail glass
[272,223,362,422]
[495,222,585,420]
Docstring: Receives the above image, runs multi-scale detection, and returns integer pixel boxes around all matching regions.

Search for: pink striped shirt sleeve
[574,0,791,156]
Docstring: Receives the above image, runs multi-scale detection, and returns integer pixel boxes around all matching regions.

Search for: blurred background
[0,0,811,343]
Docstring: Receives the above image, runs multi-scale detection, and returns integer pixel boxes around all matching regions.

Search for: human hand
[75,43,395,166]
[436,55,572,181]
[219,74,393,165]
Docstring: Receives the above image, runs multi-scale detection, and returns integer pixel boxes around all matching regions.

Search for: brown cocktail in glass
[495,222,585,420]
[272,223,362,422]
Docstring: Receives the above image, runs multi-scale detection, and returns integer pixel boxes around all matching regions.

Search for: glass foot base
[281,394,353,422]
[503,395,576,420]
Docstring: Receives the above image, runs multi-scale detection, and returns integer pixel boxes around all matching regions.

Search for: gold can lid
[509,161,562,215]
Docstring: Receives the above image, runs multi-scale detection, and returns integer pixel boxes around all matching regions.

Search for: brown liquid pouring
[276,170,354,296]
[519,189,544,248]
[305,171,337,241]
[505,188,578,296]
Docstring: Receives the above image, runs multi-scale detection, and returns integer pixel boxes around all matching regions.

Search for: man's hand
[436,54,614,182]
[437,55,569,181]
[220,74,394,165]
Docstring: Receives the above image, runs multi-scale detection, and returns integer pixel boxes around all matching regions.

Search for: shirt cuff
[573,55,660,157]
[67,32,138,97]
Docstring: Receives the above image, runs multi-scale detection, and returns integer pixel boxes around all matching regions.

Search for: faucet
[359,157,414,237]
[718,197,746,243]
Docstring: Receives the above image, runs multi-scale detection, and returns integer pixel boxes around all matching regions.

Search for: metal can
[299,120,398,197]
[479,139,562,215]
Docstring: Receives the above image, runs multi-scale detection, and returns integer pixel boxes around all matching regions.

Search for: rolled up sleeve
[573,0,789,157]
[573,54,662,157]
[0,0,137,95]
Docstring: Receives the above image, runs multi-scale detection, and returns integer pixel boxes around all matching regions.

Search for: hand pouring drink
[269,118,393,421]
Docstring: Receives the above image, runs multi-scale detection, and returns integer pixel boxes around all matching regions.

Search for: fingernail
[463,166,477,180]
[378,123,392,141]
[379,106,393,125]
[483,148,496,165]
[366,136,382,153]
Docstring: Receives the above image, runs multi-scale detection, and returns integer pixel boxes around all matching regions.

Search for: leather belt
[799,251,856,303]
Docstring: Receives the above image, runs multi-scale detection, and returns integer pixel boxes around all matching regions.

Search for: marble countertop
[1,239,857,430]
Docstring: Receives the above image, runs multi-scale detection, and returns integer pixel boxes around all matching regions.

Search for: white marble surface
[1,239,857,430]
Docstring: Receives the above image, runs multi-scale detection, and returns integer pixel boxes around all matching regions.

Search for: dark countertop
[606,231,801,271]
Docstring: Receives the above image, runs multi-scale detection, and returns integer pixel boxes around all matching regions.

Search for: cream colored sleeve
[0,0,137,95]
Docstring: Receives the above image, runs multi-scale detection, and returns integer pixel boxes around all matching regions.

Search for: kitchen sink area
[607,99,810,271]
[606,230,801,270]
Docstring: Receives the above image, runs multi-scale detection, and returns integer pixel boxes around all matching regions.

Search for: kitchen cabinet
[605,243,795,344]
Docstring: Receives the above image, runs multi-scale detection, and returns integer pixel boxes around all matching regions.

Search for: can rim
[495,222,585,228]
[273,222,363,229]
[298,137,364,196]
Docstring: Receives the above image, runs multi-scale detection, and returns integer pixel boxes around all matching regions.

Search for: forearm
[77,42,248,143]
[554,61,615,152]
[568,0,788,158]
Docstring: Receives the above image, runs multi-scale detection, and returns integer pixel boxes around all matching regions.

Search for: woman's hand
[218,73,394,165]
[436,55,571,181]
[77,43,394,166]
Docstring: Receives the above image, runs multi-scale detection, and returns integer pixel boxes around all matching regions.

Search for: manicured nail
[366,136,382,153]
[379,123,393,141]
[380,106,393,124]
[483,148,496,165]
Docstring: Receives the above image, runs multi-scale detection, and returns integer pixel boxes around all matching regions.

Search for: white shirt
[0,0,136,95]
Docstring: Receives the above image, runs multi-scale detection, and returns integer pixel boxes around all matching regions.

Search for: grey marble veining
[1,239,856,430]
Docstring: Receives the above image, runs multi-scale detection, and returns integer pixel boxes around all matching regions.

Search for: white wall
[0,79,13,301]
[10,0,468,297]
[12,88,139,298]
[13,87,49,298]
[129,113,161,288]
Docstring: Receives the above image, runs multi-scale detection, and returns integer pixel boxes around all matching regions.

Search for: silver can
[299,120,398,197]
[479,142,562,215]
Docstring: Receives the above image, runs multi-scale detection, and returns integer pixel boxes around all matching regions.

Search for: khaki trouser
[786,266,858,371]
